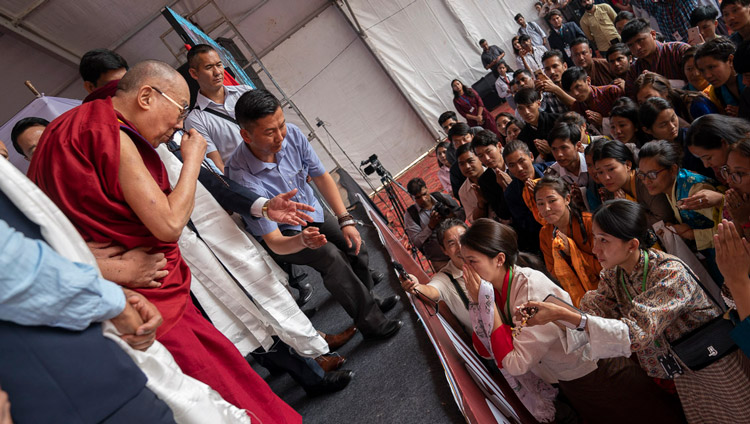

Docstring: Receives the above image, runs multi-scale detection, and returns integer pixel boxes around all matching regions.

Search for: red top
[28,97,191,337]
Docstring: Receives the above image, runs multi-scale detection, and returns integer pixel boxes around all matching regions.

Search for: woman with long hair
[682,46,710,92]
[686,114,750,183]
[461,218,684,424]
[682,114,750,216]
[504,118,524,142]
[534,176,601,306]
[634,72,718,122]
[592,140,673,225]
[511,35,524,63]
[522,200,750,423]
[638,140,721,250]
[451,79,500,136]
[609,97,651,148]
[638,97,713,177]
[638,140,723,282]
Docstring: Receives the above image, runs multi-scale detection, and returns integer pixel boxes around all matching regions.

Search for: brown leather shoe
[315,354,347,372]
[324,325,357,351]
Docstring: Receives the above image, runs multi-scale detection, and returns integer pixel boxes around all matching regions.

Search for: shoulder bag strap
[201,107,238,125]
[658,258,727,313]
[443,271,470,310]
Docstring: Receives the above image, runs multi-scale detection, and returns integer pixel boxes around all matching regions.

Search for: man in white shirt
[400,219,472,332]
[516,13,548,48]
[516,35,548,72]
[456,144,488,223]
[546,121,589,188]
[184,44,250,172]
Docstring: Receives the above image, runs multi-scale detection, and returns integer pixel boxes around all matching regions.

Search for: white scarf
[469,274,557,423]
[155,145,327,357]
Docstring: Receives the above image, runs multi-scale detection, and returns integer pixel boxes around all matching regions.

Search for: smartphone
[687,26,702,46]
[543,294,582,329]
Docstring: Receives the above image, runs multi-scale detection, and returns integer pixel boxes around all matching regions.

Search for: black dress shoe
[371,270,386,286]
[296,280,313,306]
[376,294,400,312]
[363,319,402,341]
[303,370,354,397]
[288,271,309,287]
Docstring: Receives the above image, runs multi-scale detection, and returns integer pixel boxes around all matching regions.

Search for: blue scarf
[674,168,717,229]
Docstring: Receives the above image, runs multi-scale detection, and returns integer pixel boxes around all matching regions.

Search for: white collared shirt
[458,173,485,223]
[428,261,472,332]
[550,152,589,187]
[185,84,252,163]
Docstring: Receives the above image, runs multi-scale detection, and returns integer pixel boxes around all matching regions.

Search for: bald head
[111,60,190,147]
[117,60,186,95]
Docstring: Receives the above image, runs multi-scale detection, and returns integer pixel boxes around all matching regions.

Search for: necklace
[619,250,649,303]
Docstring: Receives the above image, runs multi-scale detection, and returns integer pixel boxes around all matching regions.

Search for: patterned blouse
[579,249,720,378]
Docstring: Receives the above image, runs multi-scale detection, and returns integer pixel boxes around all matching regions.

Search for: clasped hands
[110,288,163,351]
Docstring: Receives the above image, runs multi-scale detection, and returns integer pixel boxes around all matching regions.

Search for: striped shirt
[631,0,697,42]
[587,58,616,87]
[572,84,624,117]
[628,41,690,83]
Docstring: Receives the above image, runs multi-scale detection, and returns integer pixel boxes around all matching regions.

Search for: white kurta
[156,145,328,357]
[500,266,598,383]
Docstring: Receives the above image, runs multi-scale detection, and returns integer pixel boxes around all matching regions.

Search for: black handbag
[666,260,738,372]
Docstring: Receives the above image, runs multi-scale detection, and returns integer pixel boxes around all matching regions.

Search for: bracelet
[339,219,356,228]
[336,211,351,219]
[337,213,354,224]
[262,200,270,220]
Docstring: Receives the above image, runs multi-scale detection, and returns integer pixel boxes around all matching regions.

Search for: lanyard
[459,95,472,107]
[499,266,514,325]
[619,251,649,303]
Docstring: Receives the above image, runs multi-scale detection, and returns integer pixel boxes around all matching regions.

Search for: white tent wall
[252,5,435,185]
[341,0,541,139]
[0,0,541,190]
[0,32,78,119]
[0,0,435,190]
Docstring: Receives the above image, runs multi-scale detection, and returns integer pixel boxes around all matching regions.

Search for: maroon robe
[83,79,120,103]
[28,97,300,424]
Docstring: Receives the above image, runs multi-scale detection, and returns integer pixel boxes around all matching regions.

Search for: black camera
[433,201,453,218]
[360,154,387,177]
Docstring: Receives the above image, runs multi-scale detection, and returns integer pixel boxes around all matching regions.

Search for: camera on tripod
[360,154,387,177]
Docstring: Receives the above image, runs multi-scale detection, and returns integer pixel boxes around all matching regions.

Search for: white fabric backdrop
[345,0,540,140]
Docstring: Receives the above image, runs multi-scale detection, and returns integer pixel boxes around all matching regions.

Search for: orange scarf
[551,232,600,306]
[522,178,547,225]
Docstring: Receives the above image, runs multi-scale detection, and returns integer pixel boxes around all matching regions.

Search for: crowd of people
[4,1,750,423]
[401,0,750,422]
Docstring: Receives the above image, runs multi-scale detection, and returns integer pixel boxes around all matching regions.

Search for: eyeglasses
[720,166,750,185]
[636,168,668,181]
[150,86,189,121]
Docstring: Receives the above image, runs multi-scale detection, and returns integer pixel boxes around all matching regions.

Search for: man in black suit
[546,9,587,66]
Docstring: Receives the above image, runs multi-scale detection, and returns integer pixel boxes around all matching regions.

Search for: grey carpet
[248,203,464,424]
